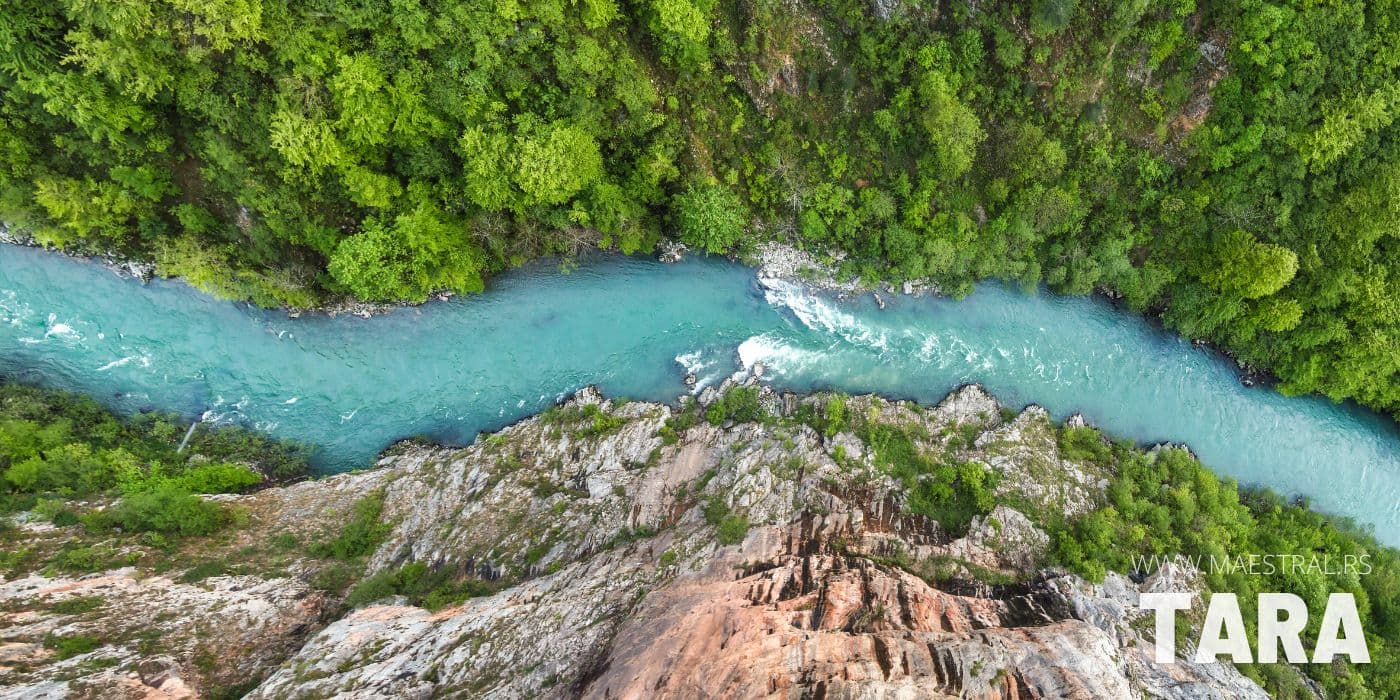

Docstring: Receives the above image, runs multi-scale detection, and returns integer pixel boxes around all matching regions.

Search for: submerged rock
[657,240,687,263]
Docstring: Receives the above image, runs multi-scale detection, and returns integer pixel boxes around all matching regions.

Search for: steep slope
[1,384,1287,698]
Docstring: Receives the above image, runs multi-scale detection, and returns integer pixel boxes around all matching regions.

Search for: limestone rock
[3,387,1279,700]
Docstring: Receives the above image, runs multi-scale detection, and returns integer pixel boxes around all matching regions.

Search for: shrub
[48,543,127,573]
[823,394,848,437]
[715,514,749,545]
[50,509,80,527]
[1057,426,1112,464]
[110,485,228,536]
[345,566,414,608]
[0,382,308,509]
[345,561,502,610]
[704,386,766,426]
[702,497,730,525]
[310,562,359,594]
[180,560,229,583]
[313,492,391,560]
[172,462,264,494]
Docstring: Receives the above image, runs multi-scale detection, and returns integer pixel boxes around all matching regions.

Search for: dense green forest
[0,0,1396,420]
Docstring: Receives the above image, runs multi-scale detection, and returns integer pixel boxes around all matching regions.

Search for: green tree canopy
[1201,230,1299,300]
[674,183,748,254]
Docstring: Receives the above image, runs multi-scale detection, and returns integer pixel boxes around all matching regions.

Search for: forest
[0,0,1396,421]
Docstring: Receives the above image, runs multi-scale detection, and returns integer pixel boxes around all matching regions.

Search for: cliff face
[1,384,1274,699]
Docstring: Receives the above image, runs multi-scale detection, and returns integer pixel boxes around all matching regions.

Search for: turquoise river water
[1,243,1397,544]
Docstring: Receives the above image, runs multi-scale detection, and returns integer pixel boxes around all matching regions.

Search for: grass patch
[48,596,103,615]
[45,634,102,660]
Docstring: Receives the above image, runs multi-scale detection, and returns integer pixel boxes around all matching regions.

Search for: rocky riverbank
[0,384,1296,699]
[0,225,156,284]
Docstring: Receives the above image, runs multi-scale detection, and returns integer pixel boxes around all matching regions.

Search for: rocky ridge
[1,384,1279,699]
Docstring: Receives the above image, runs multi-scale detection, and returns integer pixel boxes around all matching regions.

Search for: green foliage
[46,543,128,573]
[702,496,730,525]
[344,565,416,608]
[659,397,701,444]
[821,394,848,438]
[703,386,767,426]
[345,561,503,610]
[48,596,103,615]
[0,382,305,542]
[169,462,264,494]
[700,496,747,544]
[857,420,997,534]
[715,514,749,545]
[179,560,230,583]
[1031,0,1079,37]
[309,562,359,594]
[44,634,102,660]
[0,382,306,509]
[1056,425,1112,465]
[675,184,748,254]
[512,123,604,207]
[313,492,391,560]
[649,0,715,70]
[542,403,626,439]
[328,204,487,303]
[106,485,228,537]
[1200,230,1298,300]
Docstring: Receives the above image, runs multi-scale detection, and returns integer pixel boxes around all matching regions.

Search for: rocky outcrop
[0,571,325,699]
[0,224,32,247]
[1,387,1274,699]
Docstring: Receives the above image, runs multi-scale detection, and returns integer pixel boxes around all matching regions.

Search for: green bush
[171,462,265,494]
[1057,426,1112,465]
[313,493,391,560]
[345,565,419,608]
[47,543,126,573]
[180,560,230,583]
[822,394,848,438]
[715,515,749,545]
[543,404,626,439]
[345,561,502,610]
[857,421,998,534]
[702,497,730,525]
[50,509,80,527]
[704,386,767,426]
[108,485,228,537]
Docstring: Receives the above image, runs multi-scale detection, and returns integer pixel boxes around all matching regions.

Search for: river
[2,244,1397,544]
